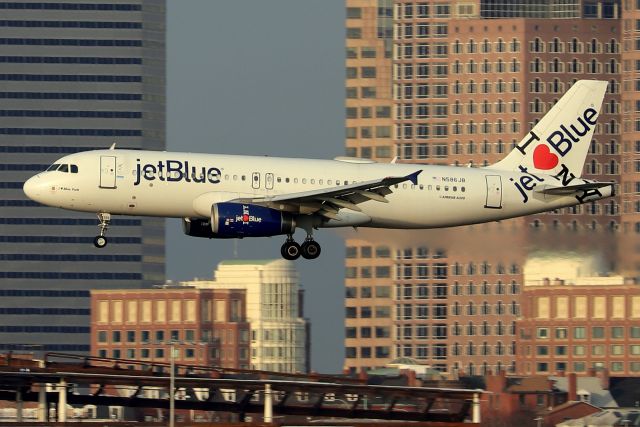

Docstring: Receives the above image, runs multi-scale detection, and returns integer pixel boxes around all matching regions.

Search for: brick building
[516,279,640,376]
[91,287,250,368]
[483,371,603,427]
[343,0,639,375]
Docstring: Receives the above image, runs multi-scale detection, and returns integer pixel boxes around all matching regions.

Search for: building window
[375,346,390,358]
[346,28,362,39]
[611,326,624,339]
[361,306,372,318]
[537,328,548,339]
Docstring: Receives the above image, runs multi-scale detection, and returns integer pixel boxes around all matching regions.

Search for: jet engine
[183,203,295,239]
[182,217,216,238]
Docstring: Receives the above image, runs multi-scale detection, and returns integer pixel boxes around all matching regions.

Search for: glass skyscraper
[0,0,165,353]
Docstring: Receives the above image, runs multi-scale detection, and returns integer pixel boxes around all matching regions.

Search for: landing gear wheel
[301,240,321,260]
[281,241,301,260]
[95,212,111,249]
[94,235,108,248]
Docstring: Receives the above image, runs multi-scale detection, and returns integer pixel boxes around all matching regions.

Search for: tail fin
[487,80,608,178]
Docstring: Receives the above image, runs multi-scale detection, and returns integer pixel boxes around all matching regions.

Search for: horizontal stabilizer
[537,182,611,195]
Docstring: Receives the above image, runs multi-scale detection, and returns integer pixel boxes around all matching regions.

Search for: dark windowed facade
[0,0,165,355]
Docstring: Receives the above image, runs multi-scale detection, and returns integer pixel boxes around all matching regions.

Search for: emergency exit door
[252,172,260,190]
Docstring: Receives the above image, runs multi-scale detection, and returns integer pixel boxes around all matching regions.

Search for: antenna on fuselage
[109,142,116,150]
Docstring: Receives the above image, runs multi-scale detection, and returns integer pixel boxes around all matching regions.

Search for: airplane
[23,79,614,260]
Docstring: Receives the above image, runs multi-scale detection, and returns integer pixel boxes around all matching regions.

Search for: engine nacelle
[211,202,295,238]
[182,218,216,238]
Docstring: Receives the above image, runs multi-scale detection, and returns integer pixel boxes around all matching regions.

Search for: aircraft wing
[536,181,611,195]
[234,170,422,219]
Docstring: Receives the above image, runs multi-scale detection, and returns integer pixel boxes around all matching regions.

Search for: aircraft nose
[23,175,43,201]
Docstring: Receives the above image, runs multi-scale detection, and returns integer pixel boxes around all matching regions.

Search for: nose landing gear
[94,212,110,248]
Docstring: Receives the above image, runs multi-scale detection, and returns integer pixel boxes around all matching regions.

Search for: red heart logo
[533,145,558,170]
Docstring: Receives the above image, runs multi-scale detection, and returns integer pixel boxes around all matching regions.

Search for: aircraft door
[252,172,260,190]
[484,175,502,209]
[99,156,117,189]
[265,173,274,190]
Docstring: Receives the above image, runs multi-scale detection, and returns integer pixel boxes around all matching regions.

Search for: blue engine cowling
[210,202,295,238]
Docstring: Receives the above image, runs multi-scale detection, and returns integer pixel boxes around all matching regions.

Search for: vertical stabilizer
[487,80,608,178]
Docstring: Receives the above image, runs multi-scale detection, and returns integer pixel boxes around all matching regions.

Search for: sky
[166,1,347,373]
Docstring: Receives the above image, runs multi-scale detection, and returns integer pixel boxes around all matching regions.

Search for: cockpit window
[46,164,60,171]
[70,164,78,173]
[58,164,69,173]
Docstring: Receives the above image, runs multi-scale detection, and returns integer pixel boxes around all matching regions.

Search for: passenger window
[302,178,307,184]
[225,174,230,180]
[453,186,457,191]
[445,186,449,191]
[461,187,466,192]
[294,178,298,184]
[428,185,432,190]
[70,165,78,173]
[277,177,282,183]
[242,175,246,181]
[46,164,60,171]
[402,184,407,189]
[319,179,324,185]
[285,178,290,183]
[436,185,441,191]
[419,184,424,190]
[311,179,315,184]
[328,180,332,185]
[233,175,237,181]
[58,164,69,173]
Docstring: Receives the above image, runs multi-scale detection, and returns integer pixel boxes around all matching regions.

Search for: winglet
[407,170,422,185]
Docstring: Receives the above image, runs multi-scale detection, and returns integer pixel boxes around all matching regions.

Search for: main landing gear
[281,234,321,260]
[94,212,110,248]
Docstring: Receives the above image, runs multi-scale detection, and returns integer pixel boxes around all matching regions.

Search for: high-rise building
[0,0,166,353]
[181,259,310,373]
[344,0,636,376]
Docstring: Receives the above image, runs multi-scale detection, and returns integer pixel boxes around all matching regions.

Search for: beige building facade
[344,0,637,375]
[181,260,309,373]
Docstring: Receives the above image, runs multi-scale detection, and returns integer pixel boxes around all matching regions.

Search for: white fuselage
[23,149,613,229]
